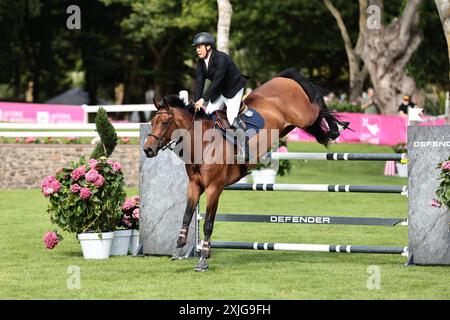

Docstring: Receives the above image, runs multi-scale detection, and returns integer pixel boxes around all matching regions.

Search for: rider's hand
[195,98,204,111]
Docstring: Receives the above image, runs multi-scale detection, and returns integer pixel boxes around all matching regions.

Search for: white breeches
[205,88,244,125]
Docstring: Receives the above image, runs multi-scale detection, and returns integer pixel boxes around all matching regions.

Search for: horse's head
[143,97,178,158]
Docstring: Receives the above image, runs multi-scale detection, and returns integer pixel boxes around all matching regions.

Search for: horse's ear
[162,97,169,109]
[153,98,162,110]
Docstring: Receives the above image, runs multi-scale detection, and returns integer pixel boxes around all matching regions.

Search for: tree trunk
[359,0,423,114]
[323,0,368,103]
[435,0,450,81]
[217,0,233,53]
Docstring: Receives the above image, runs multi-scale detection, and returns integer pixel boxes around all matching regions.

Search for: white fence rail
[0,131,139,138]
[81,104,156,113]
[0,123,141,138]
[0,123,141,130]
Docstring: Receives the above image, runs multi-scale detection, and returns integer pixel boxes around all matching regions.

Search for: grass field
[1,142,449,300]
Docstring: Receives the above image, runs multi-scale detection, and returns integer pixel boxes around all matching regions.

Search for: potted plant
[251,138,293,184]
[41,107,126,259]
[42,156,126,259]
[393,142,407,177]
[118,196,140,255]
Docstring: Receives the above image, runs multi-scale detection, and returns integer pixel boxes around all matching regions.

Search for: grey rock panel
[408,126,450,265]
[139,124,197,257]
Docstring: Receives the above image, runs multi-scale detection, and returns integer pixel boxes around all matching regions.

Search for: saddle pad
[212,108,265,145]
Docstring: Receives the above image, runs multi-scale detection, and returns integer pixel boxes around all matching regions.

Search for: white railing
[0,123,140,130]
[0,131,139,138]
[0,123,141,138]
[81,104,156,114]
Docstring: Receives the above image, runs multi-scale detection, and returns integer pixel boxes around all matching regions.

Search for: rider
[192,32,249,161]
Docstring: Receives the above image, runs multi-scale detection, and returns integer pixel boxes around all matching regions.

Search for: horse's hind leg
[172,181,203,260]
[195,186,222,272]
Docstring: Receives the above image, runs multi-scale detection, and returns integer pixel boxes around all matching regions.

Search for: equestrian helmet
[192,32,215,47]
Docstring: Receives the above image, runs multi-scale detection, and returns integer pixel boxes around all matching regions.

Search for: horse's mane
[162,95,210,119]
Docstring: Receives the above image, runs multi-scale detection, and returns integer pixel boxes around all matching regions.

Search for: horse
[143,68,348,272]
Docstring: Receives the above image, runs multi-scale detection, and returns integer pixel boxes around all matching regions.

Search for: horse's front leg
[172,180,203,260]
[195,186,222,272]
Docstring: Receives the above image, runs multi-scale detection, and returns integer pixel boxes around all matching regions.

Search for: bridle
[147,106,197,153]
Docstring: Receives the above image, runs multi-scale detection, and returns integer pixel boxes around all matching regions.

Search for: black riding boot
[232,117,250,162]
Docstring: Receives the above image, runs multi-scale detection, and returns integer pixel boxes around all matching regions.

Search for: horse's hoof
[194,259,209,272]
[171,247,187,260]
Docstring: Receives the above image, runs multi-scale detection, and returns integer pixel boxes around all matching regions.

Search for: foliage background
[0,0,447,114]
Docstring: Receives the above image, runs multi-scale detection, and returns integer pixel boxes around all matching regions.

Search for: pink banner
[0,102,86,123]
[287,112,446,146]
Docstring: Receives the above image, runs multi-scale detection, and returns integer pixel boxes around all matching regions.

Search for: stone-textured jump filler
[265,152,407,162]
[208,241,408,255]
[224,183,407,194]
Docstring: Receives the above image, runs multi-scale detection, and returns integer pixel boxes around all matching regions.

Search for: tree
[323,0,368,102]
[102,0,216,97]
[91,107,118,159]
[435,0,450,81]
[216,0,232,53]
[358,0,423,114]
[232,0,351,91]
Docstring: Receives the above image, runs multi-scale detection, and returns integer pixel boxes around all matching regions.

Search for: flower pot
[237,175,249,184]
[396,163,408,177]
[129,229,140,255]
[251,168,277,184]
[110,229,132,256]
[77,232,114,259]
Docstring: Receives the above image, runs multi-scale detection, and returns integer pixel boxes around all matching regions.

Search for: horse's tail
[276,68,348,147]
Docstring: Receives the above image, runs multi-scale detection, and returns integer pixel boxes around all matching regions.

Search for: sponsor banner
[287,112,445,146]
[0,102,85,123]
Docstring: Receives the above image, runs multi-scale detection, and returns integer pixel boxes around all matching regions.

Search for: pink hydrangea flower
[112,161,121,172]
[121,137,130,144]
[43,231,59,249]
[93,175,104,187]
[43,187,54,196]
[131,195,140,206]
[85,169,100,182]
[41,175,61,196]
[25,137,37,144]
[132,208,140,220]
[88,159,98,170]
[430,199,442,208]
[70,184,81,193]
[122,199,134,211]
[277,146,288,153]
[15,137,22,143]
[122,216,132,228]
[79,188,92,200]
[441,161,450,171]
[71,165,86,181]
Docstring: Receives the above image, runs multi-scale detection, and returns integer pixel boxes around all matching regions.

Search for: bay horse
[144,68,347,272]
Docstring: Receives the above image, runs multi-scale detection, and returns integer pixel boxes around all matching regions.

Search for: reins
[148,107,198,152]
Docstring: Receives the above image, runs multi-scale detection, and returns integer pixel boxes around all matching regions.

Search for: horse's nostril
[144,147,155,157]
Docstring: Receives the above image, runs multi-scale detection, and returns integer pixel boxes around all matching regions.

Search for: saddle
[210,103,265,145]
[213,102,250,131]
